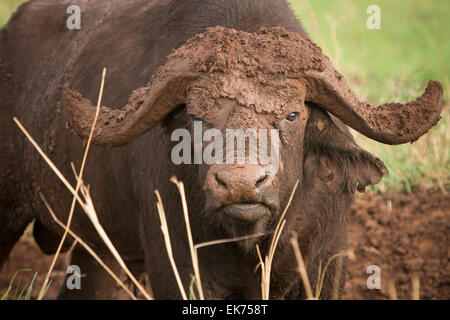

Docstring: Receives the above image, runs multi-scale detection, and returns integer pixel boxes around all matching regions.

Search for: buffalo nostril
[255,174,269,188]
[215,173,228,189]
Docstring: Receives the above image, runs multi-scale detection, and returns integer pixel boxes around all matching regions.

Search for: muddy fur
[0,0,438,300]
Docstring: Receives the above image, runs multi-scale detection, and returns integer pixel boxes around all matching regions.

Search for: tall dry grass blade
[170,176,205,300]
[158,184,265,299]
[331,255,344,300]
[315,249,353,297]
[268,219,286,264]
[154,190,188,300]
[262,219,286,299]
[37,68,107,300]
[39,193,137,300]
[76,178,153,300]
[255,244,266,299]
[15,107,152,300]
[195,233,265,250]
[258,180,299,300]
[271,180,299,247]
[411,275,420,300]
[388,280,398,300]
[315,260,323,298]
[13,118,86,208]
[289,233,315,300]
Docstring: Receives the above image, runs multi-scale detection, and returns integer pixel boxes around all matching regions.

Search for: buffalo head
[63,27,443,248]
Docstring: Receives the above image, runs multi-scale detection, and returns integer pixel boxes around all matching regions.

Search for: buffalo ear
[353,156,385,192]
[304,105,387,193]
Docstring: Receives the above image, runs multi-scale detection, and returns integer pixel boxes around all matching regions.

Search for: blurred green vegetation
[291,0,449,193]
[0,0,27,27]
[1,0,449,192]
[290,0,449,103]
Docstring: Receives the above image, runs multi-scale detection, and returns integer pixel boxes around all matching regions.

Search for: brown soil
[1,191,448,300]
[0,228,68,300]
[343,191,449,300]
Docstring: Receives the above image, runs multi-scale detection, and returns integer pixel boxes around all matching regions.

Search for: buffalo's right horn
[64,55,198,147]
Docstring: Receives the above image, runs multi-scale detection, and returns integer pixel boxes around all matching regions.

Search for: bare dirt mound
[343,191,449,300]
[1,191,448,300]
[0,228,67,300]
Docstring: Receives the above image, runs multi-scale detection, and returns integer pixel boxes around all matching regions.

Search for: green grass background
[1,0,449,193]
[0,0,24,26]
[291,0,449,193]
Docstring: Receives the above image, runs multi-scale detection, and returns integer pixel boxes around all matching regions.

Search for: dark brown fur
[0,0,385,299]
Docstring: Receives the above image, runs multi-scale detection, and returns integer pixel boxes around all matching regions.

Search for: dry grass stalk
[14,83,153,300]
[74,172,153,300]
[255,244,266,298]
[257,180,299,300]
[156,185,267,300]
[13,119,87,208]
[289,233,315,300]
[39,193,137,300]
[195,233,265,250]
[154,190,188,300]
[286,247,356,300]
[36,68,107,300]
[387,280,398,300]
[314,249,354,299]
[411,274,420,300]
[170,176,205,300]
[315,260,323,298]
[331,254,344,300]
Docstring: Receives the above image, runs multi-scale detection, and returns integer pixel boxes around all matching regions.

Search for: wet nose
[205,165,278,222]
[214,166,272,197]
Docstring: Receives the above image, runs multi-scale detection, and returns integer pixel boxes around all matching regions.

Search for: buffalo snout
[205,165,280,224]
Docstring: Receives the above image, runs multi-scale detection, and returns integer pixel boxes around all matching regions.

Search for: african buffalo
[0,0,443,299]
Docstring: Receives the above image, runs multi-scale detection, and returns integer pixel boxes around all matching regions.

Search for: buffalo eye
[192,115,202,121]
[286,112,299,122]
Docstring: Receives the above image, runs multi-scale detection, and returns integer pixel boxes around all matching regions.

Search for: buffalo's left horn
[302,56,444,145]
